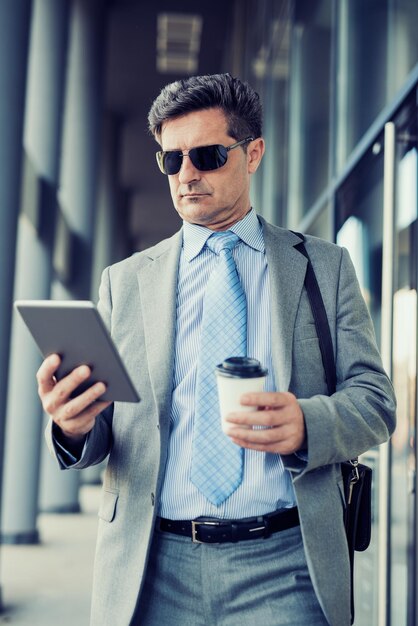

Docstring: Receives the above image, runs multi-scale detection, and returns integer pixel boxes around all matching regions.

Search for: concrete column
[57,0,106,297]
[0,2,32,611]
[39,0,106,512]
[0,0,70,544]
[2,218,52,542]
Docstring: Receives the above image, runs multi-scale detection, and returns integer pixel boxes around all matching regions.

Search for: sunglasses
[156,136,254,175]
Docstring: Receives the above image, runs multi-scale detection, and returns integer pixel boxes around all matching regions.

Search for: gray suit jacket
[46,217,396,626]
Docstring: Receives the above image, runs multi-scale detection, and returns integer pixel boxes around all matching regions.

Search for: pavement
[0,484,100,626]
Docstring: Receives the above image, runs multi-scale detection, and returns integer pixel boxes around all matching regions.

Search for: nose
[177,153,201,185]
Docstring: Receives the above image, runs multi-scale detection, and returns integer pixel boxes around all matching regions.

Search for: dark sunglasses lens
[157,151,182,175]
[189,145,228,171]
[157,144,229,174]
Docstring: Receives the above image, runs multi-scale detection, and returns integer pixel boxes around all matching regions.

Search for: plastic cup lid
[215,356,268,378]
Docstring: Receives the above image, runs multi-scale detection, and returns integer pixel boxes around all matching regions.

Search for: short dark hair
[148,73,263,142]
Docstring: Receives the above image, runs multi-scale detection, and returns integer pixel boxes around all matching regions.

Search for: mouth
[180,193,211,203]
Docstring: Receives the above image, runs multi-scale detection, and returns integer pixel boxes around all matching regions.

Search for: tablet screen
[15,300,140,403]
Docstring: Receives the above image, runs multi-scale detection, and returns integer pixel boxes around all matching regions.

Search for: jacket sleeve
[283,246,396,474]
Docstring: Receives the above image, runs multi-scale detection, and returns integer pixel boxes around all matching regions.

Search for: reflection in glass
[243,0,292,226]
[390,145,417,626]
[305,204,331,241]
[336,142,384,343]
[336,0,388,170]
[336,215,370,308]
[287,0,331,225]
[335,0,418,170]
[391,287,416,626]
[388,1,418,97]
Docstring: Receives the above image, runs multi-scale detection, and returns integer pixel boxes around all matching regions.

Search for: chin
[177,203,215,223]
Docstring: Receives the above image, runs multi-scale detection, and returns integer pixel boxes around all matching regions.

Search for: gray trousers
[134,524,329,625]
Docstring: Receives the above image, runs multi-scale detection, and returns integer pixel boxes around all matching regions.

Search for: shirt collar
[182,208,265,262]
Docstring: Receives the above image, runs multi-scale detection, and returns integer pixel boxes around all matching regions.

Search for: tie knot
[206,231,240,255]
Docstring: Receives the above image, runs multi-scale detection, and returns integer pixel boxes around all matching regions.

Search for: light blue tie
[191,231,247,505]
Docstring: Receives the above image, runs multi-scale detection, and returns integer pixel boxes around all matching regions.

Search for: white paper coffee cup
[215,357,268,435]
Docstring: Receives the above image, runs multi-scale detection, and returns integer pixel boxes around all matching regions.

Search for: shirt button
[151,493,155,506]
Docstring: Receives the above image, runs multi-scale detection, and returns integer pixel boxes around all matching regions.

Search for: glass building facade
[231,1,418,624]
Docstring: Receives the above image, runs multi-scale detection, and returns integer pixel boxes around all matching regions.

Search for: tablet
[15,300,140,403]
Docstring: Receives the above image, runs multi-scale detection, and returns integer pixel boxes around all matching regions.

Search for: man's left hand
[224,391,306,455]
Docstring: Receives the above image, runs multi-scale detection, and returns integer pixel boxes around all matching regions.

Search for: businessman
[37,73,396,626]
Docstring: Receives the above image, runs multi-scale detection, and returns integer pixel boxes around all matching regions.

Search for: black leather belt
[157,507,299,544]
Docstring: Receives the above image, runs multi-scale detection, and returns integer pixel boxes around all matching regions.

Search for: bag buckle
[347,459,360,505]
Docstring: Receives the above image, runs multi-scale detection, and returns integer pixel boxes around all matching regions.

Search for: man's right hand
[37,353,112,443]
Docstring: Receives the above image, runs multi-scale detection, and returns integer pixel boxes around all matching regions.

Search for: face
[159,108,265,231]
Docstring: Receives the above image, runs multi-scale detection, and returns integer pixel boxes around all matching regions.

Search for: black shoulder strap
[292,232,337,395]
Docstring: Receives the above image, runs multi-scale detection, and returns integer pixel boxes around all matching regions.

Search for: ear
[247,138,265,174]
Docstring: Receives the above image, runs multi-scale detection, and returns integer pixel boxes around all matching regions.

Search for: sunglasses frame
[156,136,254,175]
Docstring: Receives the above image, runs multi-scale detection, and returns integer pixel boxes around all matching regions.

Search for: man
[38,74,396,626]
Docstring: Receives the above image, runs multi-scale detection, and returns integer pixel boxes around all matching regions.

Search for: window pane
[336,141,384,338]
[305,204,332,241]
[287,0,332,223]
[388,0,418,95]
[335,0,418,170]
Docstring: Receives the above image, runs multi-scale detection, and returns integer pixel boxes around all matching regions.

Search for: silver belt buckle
[191,520,221,544]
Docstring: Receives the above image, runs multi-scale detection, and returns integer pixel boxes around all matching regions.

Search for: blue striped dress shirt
[159,209,297,519]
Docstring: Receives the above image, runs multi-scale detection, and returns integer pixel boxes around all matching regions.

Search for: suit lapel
[136,219,307,414]
[260,219,307,392]
[137,231,182,425]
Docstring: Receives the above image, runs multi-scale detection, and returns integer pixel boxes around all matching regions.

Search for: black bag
[341,458,372,623]
[342,459,372,553]
[294,234,372,624]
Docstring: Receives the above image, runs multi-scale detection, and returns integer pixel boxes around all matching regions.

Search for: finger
[55,395,111,437]
[228,427,297,454]
[229,437,287,453]
[239,391,296,408]
[226,409,286,427]
[228,417,305,454]
[55,404,111,439]
[57,382,109,422]
[36,353,61,395]
[42,365,92,415]
[229,424,286,445]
